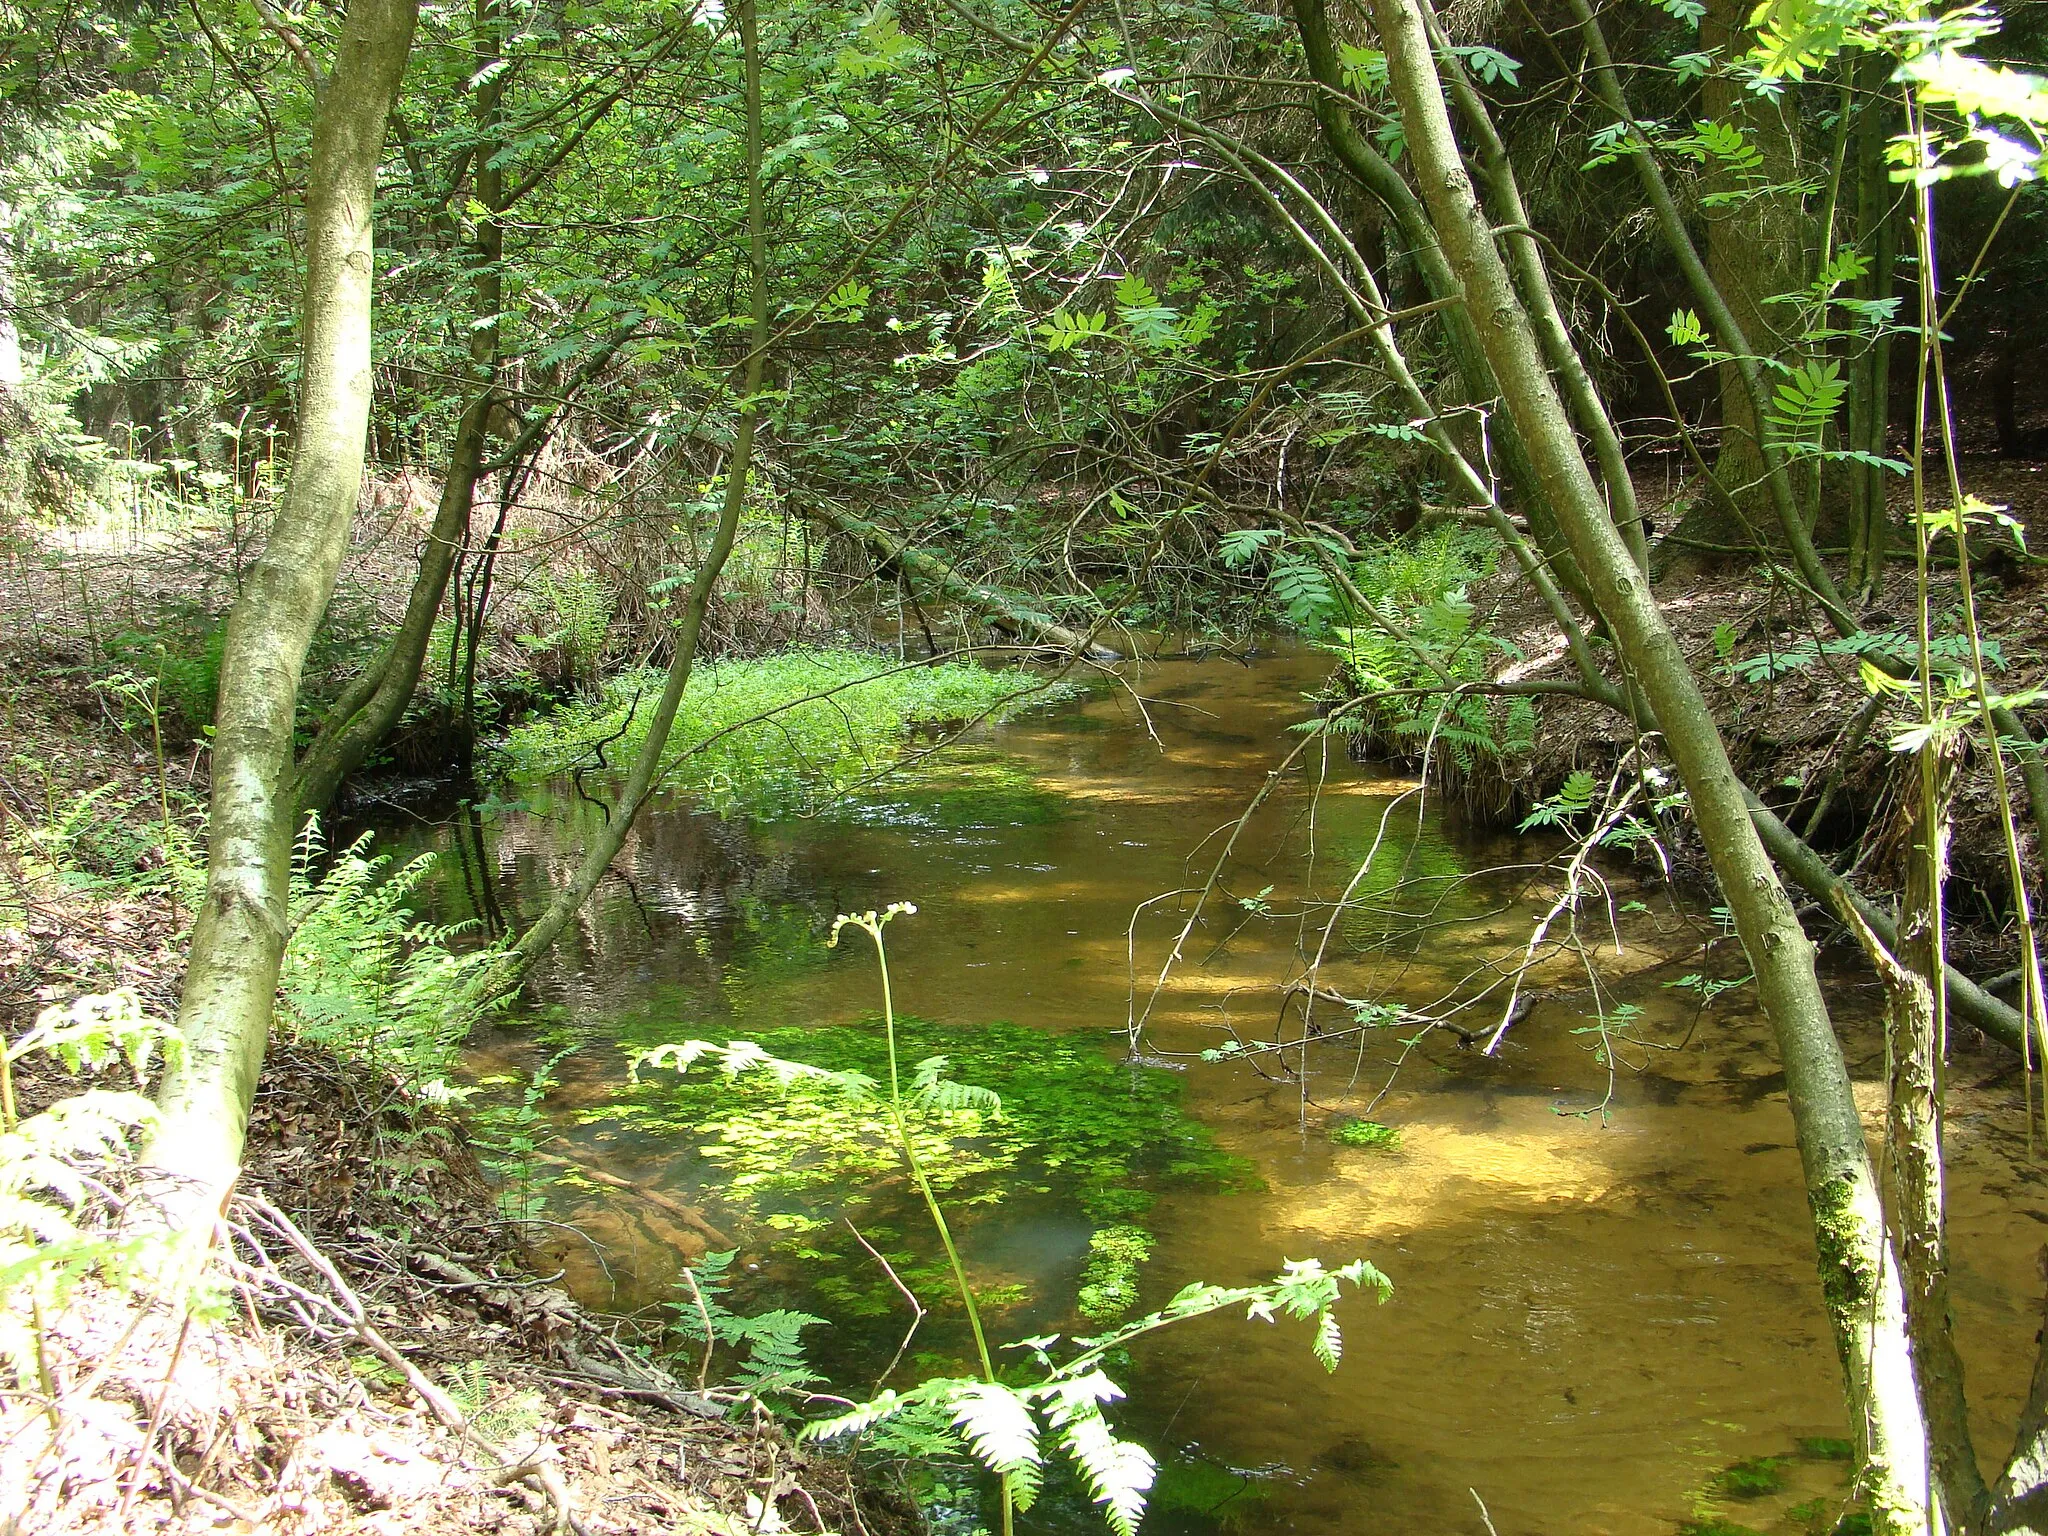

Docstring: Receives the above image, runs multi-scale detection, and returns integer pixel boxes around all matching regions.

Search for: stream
[388,646,2046,1536]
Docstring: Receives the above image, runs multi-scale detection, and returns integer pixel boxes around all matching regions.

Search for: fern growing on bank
[279,833,509,1100]
[0,992,203,1386]
[670,1248,827,1398]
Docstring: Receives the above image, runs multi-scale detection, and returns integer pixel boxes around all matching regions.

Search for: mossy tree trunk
[146,0,420,1221]
[1366,0,1933,1523]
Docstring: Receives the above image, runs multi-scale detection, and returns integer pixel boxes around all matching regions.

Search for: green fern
[279,829,509,1099]
[0,993,196,1386]
[670,1249,826,1397]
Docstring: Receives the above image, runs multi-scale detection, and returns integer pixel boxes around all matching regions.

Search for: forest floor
[1428,451,2048,971]
[0,658,909,1534]
[6,451,2047,1531]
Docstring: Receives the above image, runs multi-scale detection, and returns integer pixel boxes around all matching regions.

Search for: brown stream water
[394,648,2047,1536]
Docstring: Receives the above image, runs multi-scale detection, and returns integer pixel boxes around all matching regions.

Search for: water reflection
[386,647,2040,1536]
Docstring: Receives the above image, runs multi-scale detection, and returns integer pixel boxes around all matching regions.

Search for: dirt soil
[1423,452,2048,971]
[0,652,910,1536]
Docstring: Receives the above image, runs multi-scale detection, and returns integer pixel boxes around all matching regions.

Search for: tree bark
[1887,743,1987,1528]
[1700,0,1809,526]
[1414,0,1648,572]
[145,0,420,1220]
[1367,1,1932,1523]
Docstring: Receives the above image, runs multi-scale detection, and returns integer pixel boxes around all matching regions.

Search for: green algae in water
[1331,1118,1401,1150]
[1797,1437,1854,1462]
[1076,1224,1154,1319]
[828,753,1067,832]
[1711,1457,1786,1498]
[604,1017,1255,1313]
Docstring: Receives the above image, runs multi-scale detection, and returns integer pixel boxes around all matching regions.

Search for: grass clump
[1331,1118,1401,1150]
[502,648,1068,816]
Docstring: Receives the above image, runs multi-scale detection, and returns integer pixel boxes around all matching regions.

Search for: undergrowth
[629,905,1391,1536]
[278,833,508,1102]
[1312,527,1531,771]
[501,649,1073,815]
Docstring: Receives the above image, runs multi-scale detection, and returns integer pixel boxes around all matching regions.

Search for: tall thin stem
[847,908,1012,1536]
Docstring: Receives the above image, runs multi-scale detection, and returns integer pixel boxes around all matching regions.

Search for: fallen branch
[806,498,1121,660]
[531,1151,733,1247]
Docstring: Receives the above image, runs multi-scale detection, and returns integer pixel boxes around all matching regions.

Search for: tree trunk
[1886,743,1987,1528]
[145,0,420,1220]
[1367,1,1933,1523]
[1846,54,1898,595]
[1288,0,1604,596]
[0,215,22,394]
[1700,0,1809,526]
[295,396,486,814]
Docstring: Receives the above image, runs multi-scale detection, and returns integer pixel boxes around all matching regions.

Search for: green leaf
[948,1381,1043,1480]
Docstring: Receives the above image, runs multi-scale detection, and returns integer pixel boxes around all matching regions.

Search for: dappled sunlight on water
[392,645,2046,1536]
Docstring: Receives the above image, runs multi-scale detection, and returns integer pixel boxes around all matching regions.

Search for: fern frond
[909,1057,1002,1116]
[802,1388,915,1441]
[1050,1398,1155,1536]
[1313,1309,1343,1371]
[947,1381,1043,1480]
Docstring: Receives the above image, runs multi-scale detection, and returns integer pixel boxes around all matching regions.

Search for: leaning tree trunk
[144,0,419,1221]
[1366,1,1934,1524]
[494,0,769,983]
[294,395,487,814]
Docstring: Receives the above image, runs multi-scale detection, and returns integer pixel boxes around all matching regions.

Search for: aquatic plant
[1712,1457,1786,1499]
[1076,1226,1154,1320]
[614,1014,1245,1227]
[501,649,1072,816]
[635,903,1391,1536]
[1330,1119,1401,1151]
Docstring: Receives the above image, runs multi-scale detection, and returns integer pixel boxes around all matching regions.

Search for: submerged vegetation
[616,1013,1252,1316]
[7,0,2048,1523]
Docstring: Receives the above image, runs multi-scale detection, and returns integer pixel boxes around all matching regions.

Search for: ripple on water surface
[388,646,2043,1535]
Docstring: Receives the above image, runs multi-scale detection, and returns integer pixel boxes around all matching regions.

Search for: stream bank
[0,648,908,1536]
[391,643,2047,1536]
